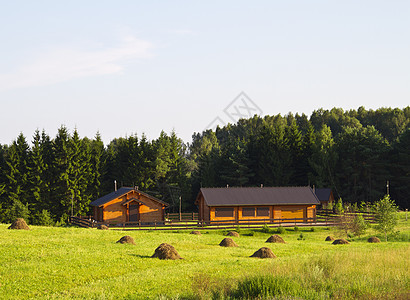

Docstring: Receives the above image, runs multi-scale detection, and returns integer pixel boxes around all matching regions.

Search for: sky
[1,1,409,145]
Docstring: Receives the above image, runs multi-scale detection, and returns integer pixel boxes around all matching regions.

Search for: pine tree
[89,132,104,200]
[5,133,31,209]
[29,130,47,216]
[52,126,71,219]
[67,129,92,216]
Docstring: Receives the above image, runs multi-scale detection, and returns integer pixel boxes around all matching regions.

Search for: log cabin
[90,187,168,224]
[314,188,335,208]
[196,186,320,223]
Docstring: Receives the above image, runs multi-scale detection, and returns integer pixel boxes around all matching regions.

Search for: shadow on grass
[128,254,151,258]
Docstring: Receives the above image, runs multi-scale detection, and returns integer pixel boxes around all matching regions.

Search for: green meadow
[0,216,409,299]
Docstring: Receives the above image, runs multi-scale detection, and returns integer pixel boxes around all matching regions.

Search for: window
[215,207,234,218]
[257,207,270,217]
[242,207,255,217]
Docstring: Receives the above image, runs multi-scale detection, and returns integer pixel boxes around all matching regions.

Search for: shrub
[235,225,241,233]
[8,199,30,223]
[351,214,368,237]
[228,275,300,299]
[310,227,315,232]
[33,210,54,226]
[297,233,305,240]
[335,198,344,214]
[262,224,272,233]
[277,226,286,234]
[294,226,299,232]
[373,195,398,241]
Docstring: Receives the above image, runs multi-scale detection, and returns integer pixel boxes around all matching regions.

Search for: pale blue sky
[1,1,409,145]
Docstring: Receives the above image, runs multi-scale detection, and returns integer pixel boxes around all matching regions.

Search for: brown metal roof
[199,186,320,206]
[314,188,332,202]
[90,187,169,207]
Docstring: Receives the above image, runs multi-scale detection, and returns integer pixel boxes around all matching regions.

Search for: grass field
[0,214,409,299]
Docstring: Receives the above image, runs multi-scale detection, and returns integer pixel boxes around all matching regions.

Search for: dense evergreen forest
[0,106,409,224]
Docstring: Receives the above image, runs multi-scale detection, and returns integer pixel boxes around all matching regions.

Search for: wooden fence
[316,209,376,223]
[166,212,198,221]
[70,216,94,228]
[70,210,376,230]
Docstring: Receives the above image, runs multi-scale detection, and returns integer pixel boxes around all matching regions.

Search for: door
[129,204,139,222]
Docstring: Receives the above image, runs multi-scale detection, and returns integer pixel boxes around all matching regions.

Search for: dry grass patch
[332,239,349,245]
[8,218,30,230]
[250,247,277,259]
[226,231,240,237]
[151,243,182,260]
[219,238,238,247]
[266,235,286,243]
[116,235,135,245]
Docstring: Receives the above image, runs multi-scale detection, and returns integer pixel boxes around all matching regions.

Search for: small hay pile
[226,231,240,237]
[266,235,286,243]
[250,247,277,259]
[219,238,238,247]
[190,231,202,235]
[116,236,135,245]
[325,236,335,241]
[151,243,182,260]
[368,236,381,243]
[332,239,349,245]
[8,218,30,230]
[97,224,109,230]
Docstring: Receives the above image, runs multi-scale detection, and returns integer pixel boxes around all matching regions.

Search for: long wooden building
[196,186,320,223]
[90,187,168,224]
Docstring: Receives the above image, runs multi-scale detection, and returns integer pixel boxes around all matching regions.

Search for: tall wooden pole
[179,196,182,221]
[386,180,389,195]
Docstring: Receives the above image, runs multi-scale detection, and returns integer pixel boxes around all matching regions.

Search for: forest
[0,106,409,224]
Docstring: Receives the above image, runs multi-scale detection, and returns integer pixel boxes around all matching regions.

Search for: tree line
[0,106,409,224]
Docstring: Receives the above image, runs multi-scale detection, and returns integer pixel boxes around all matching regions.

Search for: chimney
[312,184,315,193]
[260,184,263,188]
[114,180,117,192]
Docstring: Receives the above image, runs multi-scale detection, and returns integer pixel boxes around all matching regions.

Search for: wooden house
[196,186,320,223]
[90,187,168,224]
[314,188,335,208]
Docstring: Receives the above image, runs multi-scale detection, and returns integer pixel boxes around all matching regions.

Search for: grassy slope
[0,216,408,299]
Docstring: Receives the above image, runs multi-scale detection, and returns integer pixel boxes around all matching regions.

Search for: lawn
[0,215,409,299]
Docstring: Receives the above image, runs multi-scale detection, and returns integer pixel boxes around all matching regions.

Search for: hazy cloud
[0,36,153,91]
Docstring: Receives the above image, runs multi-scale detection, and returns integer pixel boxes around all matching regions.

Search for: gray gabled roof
[90,187,168,207]
[199,186,320,206]
[314,188,332,202]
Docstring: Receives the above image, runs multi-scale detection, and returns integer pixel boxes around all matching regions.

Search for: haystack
[226,231,240,237]
[250,247,277,259]
[219,238,238,247]
[151,243,182,260]
[8,218,30,230]
[368,236,381,243]
[97,224,109,230]
[266,235,286,243]
[116,236,135,245]
[332,239,349,245]
[325,236,335,241]
[190,231,202,235]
